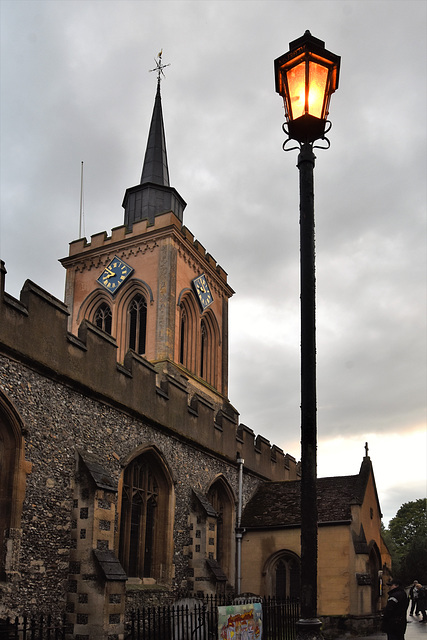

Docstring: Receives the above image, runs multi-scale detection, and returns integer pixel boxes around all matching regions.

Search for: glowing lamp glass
[286,61,329,120]
[287,62,305,119]
[307,62,328,118]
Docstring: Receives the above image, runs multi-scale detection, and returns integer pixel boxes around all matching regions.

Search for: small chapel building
[0,68,390,638]
[240,452,392,634]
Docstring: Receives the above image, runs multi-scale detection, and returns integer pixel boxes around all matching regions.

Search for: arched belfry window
[179,307,187,366]
[200,321,207,378]
[178,292,221,389]
[118,449,173,582]
[94,302,112,334]
[199,311,219,387]
[128,293,147,355]
[179,294,198,372]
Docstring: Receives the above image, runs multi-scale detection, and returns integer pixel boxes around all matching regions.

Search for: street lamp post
[274,31,340,640]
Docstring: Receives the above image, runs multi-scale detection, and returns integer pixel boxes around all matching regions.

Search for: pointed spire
[140,81,170,187]
[123,58,186,229]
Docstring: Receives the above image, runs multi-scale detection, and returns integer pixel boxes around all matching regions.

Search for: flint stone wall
[0,354,260,617]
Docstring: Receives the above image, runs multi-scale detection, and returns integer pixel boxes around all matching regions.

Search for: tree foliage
[386,498,427,583]
[389,498,427,548]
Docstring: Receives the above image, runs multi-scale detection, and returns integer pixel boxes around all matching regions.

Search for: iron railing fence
[0,614,68,640]
[126,595,300,640]
[1,596,299,639]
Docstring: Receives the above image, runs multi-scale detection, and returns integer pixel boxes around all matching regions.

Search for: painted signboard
[217,602,262,639]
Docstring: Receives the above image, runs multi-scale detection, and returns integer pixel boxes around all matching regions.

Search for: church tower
[61,66,234,401]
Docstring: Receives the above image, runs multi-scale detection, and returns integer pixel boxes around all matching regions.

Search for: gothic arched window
[118,449,173,583]
[265,551,300,600]
[207,478,234,581]
[128,294,147,355]
[94,302,112,334]
[0,420,15,579]
[0,394,25,580]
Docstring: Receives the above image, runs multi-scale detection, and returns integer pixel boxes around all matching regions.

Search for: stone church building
[0,75,390,638]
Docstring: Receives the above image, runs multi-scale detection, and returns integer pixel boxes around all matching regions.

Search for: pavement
[333,612,427,640]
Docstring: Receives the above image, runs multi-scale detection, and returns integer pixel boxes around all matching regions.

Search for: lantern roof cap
[289,30,326,52]
[274,31,341,97]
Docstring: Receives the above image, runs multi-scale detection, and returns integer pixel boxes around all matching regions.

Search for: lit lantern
[274,31,340,143]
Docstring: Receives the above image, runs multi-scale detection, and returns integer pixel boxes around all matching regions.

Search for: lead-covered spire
[123,53,186,229]
[140,81,170,186]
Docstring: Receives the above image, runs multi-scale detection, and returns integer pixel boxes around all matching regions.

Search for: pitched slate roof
[241,457,377,530]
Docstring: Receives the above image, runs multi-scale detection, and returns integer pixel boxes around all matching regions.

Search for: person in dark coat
[409,580,418,615]
[381,579,409,640]
[415,583,427,622]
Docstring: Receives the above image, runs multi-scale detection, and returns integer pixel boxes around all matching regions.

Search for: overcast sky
[0,0,425,527]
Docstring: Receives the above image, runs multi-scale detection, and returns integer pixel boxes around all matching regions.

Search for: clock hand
[104,267,115,278]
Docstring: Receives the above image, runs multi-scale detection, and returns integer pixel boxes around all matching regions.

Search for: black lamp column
[274,30,341,640]
[298,141,320,637]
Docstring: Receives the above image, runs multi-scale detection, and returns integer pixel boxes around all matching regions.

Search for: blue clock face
[192,274,213,311]
[97,256,133,295]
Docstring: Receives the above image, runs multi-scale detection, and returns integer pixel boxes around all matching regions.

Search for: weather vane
[149,50,170,84]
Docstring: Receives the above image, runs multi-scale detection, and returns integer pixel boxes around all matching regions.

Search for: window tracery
[128,293,147,355]
[94,302,112,334]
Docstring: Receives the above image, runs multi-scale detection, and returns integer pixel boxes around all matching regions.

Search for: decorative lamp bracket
[282,120,332,152]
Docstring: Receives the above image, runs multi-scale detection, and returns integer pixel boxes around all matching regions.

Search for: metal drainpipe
[236,456,244,595]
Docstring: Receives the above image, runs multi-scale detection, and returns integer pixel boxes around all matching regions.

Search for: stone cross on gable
[365,442,369,457]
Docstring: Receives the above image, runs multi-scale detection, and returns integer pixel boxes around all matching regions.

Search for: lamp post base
[296,618,323,640]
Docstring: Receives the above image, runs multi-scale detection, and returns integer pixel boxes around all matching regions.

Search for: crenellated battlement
[65,211,229,285]
[0,260,297,481]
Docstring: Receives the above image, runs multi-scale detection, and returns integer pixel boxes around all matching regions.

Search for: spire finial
[364,442,369,457]
[149,50,171,85]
